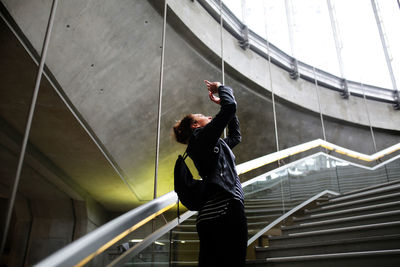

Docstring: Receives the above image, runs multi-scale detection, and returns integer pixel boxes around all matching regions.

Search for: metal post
[327,0,346,80]
[219,0,226,138]
[0,0,59,257]
[360,82,378,153]
[312,67,327,142]
[370,0,399,108]
[241,0,246,23]
[263,1,284,213]
[153,0,167,200]
[284,0,296,59]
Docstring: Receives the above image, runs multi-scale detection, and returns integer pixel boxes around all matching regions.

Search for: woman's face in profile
[192,114,212,128]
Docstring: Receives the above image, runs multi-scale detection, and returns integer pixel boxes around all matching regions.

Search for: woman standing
[173,80,247,267]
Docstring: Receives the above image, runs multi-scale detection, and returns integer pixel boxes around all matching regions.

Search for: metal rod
[327,0,346,79]
[219,0,225,85]
[312,67,327,141]
[219,0,226,138]
[285,0,296,59]
[153,0,168,200]
[370,0,399,96]
[262,3,280,156]
[360,82,378,153]
[0,0,58,257]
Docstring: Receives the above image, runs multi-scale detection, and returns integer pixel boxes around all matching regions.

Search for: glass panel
[170,219,199,266]
[286,154,339,201]
[119,232,171,266]
[89,211,176,266]
[243,167,286,241]
[386,159,400,182]
[335,161,388,193]
[242,153,397,245]
[333,0,391,88]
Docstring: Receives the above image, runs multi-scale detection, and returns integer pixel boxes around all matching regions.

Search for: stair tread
[308,192,400,213]
[269,221,400,240]
[297,200,400,221]
[256,234,400,251]
[284,210,400,230]
[265,249,400,262]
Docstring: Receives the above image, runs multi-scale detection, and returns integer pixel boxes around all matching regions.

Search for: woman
[173,80,247,267]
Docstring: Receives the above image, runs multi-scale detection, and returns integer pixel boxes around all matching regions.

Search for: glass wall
[224,0,399,90]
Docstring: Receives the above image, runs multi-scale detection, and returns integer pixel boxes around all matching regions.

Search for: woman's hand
[208,91,221,105]
[204,80,221,94]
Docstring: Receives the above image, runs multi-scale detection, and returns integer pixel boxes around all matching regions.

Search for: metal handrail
[247,190,340,246]
[236,138,400,176]
[34,191,178,267]
[108,210,197,267]
[198,0,397,104]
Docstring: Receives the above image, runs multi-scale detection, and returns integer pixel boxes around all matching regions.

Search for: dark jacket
[187,85,241,196]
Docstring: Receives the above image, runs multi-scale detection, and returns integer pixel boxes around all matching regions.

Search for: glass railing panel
[243,167,287,244]
[116,232,171,266]
[386,158,400,182]
[170,222,199,266]
[286,154,340,201]
[335,161,389,193]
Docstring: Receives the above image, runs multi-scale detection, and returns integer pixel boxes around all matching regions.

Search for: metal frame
[197,0,398,105]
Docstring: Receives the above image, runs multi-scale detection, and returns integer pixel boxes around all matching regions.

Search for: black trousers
[196,199,248,267]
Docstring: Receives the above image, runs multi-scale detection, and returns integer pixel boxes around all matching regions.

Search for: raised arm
[196,82,237,147]
[224,115,241,149]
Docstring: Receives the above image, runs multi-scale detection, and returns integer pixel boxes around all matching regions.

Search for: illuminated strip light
[74,202,176,267]
[236,139,400,175]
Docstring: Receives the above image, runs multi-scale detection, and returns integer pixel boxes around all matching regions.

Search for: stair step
[307,191,400,214]
[295,200,400,223]
[282,210,400,234]
[255,234,400,258]
[247,250,400,267]
[269,221,400,246]
[320,183,400,206]
[330,179,400,199]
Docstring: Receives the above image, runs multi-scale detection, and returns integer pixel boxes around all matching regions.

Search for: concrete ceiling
[0,18,140,212]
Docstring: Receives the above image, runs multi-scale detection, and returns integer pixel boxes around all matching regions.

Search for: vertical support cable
[219,0,225,85]
[312,67,327,141]
[0,0,59,257]
[360,82,378,153]
[241,0,246,23]
[154,0,167,200]
[327,0,346,79]
[285,0,296,59]
[263,1,284,212]
[370,0,399,107]
[219,0,226,138]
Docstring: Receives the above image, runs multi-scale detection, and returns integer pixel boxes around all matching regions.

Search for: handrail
[247,190,340,246]
[108,210,197,267]
[34,191,178,267]
[236,139,400,176]
[198,0,397,104]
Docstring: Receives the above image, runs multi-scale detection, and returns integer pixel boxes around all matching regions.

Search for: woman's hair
[173,114,195,144]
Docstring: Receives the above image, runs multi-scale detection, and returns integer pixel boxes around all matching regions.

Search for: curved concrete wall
[2,0,400,208]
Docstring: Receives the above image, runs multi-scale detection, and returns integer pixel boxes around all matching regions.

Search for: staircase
[248,180,400,266]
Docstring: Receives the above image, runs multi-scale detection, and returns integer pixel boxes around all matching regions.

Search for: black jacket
[187,85,241,196]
